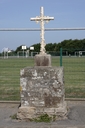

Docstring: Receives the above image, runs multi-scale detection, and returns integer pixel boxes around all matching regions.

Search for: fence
[51,49,85,98]
[0,50,85,101]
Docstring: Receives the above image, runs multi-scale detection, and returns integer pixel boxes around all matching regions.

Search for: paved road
[0,101,85,128]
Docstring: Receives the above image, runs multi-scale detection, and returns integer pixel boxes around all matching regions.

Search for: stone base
[17,66,67,120]
[34,54,51,66]
[17,101,67,120]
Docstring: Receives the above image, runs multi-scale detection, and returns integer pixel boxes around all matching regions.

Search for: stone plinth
[17,66,67,120]
[34,54,51,66]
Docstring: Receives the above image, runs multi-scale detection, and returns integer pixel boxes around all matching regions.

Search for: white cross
[30,7,54,54]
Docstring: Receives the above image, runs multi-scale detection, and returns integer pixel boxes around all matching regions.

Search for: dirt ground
[0,101,85,128]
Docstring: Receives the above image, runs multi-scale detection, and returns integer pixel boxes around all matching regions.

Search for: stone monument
[17,7,67,121]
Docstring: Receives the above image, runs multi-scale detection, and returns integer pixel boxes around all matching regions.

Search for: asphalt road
[0,101,85,128]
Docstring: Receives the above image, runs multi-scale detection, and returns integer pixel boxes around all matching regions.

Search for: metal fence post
[60,48,62,66]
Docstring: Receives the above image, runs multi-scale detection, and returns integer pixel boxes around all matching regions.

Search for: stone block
[17,107,36,120]
[34,54,51,66]
[17,66,67,120]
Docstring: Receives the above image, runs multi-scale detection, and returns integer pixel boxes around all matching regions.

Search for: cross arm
[30,16,54,21]
[43,16,54,20]
[30,17,41,21]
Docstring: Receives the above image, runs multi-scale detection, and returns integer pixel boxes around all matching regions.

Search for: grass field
[63,57,85,98]
[0,56,85,100]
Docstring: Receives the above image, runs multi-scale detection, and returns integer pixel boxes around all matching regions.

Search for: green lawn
[0,57,85,100]
[63,57,85,98]
[0,58,34,100]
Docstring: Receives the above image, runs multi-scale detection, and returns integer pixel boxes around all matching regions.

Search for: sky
[0,0,85,51]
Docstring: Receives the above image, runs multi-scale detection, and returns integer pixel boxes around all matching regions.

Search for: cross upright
[30,6,54,54]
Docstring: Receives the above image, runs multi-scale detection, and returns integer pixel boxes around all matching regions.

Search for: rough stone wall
[20,66,65,107]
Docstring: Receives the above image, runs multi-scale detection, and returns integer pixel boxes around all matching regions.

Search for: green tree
[32,43,40,52]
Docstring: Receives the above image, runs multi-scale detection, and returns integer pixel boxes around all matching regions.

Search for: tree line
[30,38,85,52]
[1,39,85,56]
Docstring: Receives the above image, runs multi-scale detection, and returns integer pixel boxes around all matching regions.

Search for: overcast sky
[0,0,85,51]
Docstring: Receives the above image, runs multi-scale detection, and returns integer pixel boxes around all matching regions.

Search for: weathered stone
[17,66,67,120]
[34,54,51,66]
[17,107,36,120]
[17,104,67,120]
